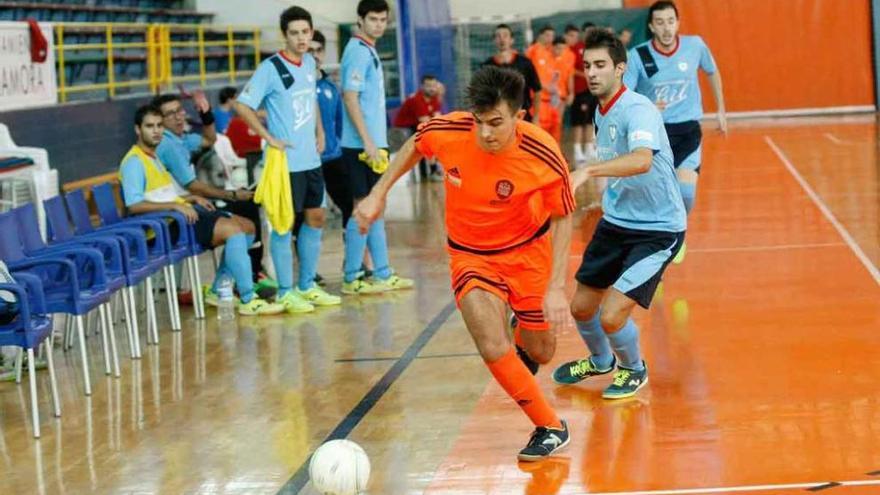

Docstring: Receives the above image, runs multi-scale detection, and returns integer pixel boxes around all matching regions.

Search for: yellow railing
[54,22,262,102]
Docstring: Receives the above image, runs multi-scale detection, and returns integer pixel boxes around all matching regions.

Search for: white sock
[573,143,585,163]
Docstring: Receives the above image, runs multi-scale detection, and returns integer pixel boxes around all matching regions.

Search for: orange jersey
[414,111,575,252]
[526,43,556,89]
[554,50,574,99]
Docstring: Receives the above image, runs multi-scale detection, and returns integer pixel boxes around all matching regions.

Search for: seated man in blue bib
[119,104,283,316]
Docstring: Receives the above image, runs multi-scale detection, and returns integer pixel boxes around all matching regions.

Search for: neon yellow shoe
[341,278,385,295]
[238,297,285,316]
[672,242,687,265]
[296,286,342,306]
[276,291,315,314]
[373,274,414,291]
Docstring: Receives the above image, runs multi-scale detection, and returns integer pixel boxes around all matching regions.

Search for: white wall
[194,0,358,65]
[195,0,624,65]
[449,0,622,20]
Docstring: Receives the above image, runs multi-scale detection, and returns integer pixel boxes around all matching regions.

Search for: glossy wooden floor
[2,115,880,494]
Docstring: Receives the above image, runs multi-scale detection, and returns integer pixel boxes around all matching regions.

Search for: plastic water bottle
[216,277,236,321]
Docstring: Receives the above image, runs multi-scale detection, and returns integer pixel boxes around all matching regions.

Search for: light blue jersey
[340,36,388,149]
[156,129,201,187]
[595,87,686,233]
[238,52,320,172]
[623,35,717,124]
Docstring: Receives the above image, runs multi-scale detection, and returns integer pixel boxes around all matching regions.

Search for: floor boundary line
[765,135,880,286]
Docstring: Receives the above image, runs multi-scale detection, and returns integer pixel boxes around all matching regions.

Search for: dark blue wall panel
[1,89,224,185]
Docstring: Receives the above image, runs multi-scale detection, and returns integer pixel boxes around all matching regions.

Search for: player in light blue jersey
[552,29,686,400]
[234,6,342,313]
[338,0,413,295]
[624,0,727,262]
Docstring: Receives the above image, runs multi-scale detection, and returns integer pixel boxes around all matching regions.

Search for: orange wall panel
[622,0,874,112]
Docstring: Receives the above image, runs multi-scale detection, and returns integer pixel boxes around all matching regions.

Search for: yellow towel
[358,149,390,174]
[254,146,294,234]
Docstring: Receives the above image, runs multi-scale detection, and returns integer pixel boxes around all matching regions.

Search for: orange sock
[486,347,561,428]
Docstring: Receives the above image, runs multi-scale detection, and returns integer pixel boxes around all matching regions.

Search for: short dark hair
[150,93,180,110]
[538,25,554,35]
[421,74,437,83]
[219,86,237,104]
[564,24,579,33]
[134,104,162,126]
[466,66,524,114]
[280,5,312,33]
[581,22,596,32]
[494,23,513,37]
[553,35,565,45]
[649,0,679,21]
[357,0,389,18]
[584,28,627,66]
[312,29,326,47]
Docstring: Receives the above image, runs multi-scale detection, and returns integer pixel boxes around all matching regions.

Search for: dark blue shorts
[575,219,685,308]
[666,120,703,173]
[342,147,386,199]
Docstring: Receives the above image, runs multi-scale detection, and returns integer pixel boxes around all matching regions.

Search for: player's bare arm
[545,213,573,330]
[707,70,727,135]
[571,147,653,190]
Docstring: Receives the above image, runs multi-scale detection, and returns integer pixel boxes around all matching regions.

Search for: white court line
[589,478,880,495]
[689,242,845,253]
[765,135,880,286]
[823,132,846,145]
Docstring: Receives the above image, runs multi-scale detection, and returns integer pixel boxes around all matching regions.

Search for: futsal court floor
[1,114,879,494]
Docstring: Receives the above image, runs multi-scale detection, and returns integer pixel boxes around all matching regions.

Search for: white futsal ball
[309,439,371,495]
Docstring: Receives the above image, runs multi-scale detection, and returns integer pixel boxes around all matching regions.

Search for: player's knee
[599,309,627,334]
[306,209,326,228]
[238,216,256,235]
[475,334,511,363]
[570,299,598,322]
[526,335,555,364]
[216,219,244,242]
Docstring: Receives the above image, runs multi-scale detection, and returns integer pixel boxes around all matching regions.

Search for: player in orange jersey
[354,66,574,462]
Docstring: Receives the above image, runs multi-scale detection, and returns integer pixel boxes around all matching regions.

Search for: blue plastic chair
[44,195,171,360]
[65,187,182,347]
[92,183,202,324]
[94,183,212,320]
[0,213,110,397]
[0,272,61,438]
[12,203,123,376]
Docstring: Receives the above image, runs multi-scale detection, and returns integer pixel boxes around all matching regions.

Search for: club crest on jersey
[447,167,462,187]
[495,179,515,199]
[608,124,618,142]
[678,62,688,71]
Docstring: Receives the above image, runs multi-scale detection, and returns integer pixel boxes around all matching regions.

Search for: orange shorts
[448,234,552,331]
[538,101,563,143]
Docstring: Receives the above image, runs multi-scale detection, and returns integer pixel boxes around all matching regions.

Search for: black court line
[807,482,842,492]
[868,470,880,476]
[335,352,480,363]
[277,300,458,495]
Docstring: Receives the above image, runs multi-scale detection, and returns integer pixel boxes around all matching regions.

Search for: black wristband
[199,109,215,126]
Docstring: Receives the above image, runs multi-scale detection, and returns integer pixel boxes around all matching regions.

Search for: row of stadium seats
[61,51,259,91]
[14,0,181,7]
[0,2,209,24]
